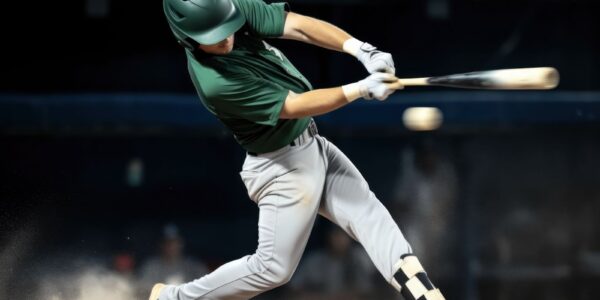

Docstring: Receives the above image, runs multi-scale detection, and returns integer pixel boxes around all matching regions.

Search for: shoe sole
[148,283,166,300]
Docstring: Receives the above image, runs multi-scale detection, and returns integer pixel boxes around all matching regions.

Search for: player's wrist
[342,82,365,102]
[342,38,364,57]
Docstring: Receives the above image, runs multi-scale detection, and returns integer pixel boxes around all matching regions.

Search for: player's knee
[264,266,295,287]
[247,254,295,288]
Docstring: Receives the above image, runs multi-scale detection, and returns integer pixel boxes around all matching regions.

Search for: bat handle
[398,77,430,87]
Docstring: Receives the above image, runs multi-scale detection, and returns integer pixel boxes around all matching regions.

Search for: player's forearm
[280,86,359,119]
[282,12,352,52]
[282,13,395,74]
[280,73,403,119]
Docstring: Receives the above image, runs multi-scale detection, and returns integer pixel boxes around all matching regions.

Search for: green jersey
[186,0,312,154]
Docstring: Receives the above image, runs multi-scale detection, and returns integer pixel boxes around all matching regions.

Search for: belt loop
[290,120,318,148]
[308,119,318,136]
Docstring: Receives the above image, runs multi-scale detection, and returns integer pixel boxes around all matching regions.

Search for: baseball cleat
[391,255,446,300]
[148,283,166,300]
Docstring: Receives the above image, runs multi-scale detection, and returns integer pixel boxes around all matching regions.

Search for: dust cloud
[37,268,138,300]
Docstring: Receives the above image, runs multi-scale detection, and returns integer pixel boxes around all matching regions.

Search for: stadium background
[1,0,599,299]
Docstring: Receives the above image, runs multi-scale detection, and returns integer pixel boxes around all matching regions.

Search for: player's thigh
[318,137,380,230]
[253,170,325,273]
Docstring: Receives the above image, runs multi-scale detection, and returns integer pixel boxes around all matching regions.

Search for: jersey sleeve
[234,0,289,38]
[203,72,289,126]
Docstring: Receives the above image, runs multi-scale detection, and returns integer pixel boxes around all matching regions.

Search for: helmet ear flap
[177,38,198,51]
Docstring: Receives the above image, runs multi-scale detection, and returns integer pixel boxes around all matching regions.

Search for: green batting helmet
[163,0,246,48]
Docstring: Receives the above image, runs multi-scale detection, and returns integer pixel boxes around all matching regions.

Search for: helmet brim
[188,4,245,45]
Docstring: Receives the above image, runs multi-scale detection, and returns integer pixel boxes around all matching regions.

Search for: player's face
[198,35,235,55]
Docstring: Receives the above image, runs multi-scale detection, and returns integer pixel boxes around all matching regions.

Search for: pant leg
[316,136,413,282]
[160,138,325,300]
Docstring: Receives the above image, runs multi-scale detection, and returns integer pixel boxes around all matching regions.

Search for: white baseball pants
[159,133,412,300]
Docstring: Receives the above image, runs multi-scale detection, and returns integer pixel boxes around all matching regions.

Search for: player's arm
[280,73,403,119]
[281,12,395,74]
[281,12,350,52]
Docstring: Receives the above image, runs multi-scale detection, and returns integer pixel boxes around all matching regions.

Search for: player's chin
[215,46,234,55]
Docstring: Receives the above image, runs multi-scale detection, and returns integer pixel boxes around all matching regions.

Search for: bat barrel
[426,67,560,90]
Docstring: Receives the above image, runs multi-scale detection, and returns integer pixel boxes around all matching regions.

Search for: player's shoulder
[187,55,240,93]
[232,0,274,14]
[231,0,255,10]
[232,0,262,6]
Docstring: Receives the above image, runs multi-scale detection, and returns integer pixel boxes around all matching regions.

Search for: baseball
[402,107,444,131]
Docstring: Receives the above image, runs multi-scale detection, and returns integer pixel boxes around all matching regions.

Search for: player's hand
[358,72,403,101]
[356,43,395,75]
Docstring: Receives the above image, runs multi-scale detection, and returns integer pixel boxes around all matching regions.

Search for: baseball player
[152,0,446,299]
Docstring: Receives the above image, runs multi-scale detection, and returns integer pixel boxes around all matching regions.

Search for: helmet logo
[169,5,186,21]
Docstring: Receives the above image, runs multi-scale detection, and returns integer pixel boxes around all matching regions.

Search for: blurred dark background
[1,0,599,299]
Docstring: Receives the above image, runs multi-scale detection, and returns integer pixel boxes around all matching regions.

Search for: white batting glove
[344,38,395,75]
[357,43,395,75]
[343,72,403,102]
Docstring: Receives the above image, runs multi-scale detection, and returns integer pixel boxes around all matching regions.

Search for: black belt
[248,120,318,156]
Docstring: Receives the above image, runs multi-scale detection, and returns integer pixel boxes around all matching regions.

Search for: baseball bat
[398,67,560,90]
